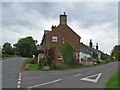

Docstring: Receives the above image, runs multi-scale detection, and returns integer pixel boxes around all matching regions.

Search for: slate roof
[80,43,101,54]
[44,30,50,35]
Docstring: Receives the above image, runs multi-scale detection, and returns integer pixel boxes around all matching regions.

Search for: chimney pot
[51,25,56,30]
[89,39,93,48]
[59,12,67,25]
[96,43,98,50]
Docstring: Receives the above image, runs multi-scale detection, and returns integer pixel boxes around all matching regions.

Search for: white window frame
[58,54,62,60]
[52,36,58,42]
[74,52,78,59]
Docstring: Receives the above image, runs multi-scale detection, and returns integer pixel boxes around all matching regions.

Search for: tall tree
[14,36,37,57]
[111,45,120,61]
[101,52,109,60]
[2,42,13,55]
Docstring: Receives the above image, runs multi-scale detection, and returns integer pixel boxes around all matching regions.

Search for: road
[2,58,25,88]
[21,62,118,88]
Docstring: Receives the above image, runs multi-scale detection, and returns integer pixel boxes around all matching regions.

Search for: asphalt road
[2,58,25,88]
[21,62,118,88]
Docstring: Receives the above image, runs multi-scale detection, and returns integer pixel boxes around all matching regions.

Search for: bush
[2,54,11,57]
[29,58,34,64]
[39,58,46,69]
[61,42,76,66]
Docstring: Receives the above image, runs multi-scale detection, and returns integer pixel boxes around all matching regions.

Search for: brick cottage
[40,12,81,66]
[37,12,101,66]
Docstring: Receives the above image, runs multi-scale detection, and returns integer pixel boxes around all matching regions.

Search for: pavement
[2,58,25,88]
[21,62,118,88]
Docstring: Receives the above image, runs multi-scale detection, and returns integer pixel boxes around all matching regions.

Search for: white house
[79,41,101,62]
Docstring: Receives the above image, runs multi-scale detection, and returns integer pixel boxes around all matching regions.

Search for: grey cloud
[2,2,118,54]
[68,2,118,28]
[2,2,117,28]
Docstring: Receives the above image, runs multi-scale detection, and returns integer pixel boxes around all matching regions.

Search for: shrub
[29,58,34,64]
[39,58,46,69]
[61,42,76,66]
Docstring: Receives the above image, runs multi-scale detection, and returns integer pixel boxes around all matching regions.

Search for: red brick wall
[44,24,81,53]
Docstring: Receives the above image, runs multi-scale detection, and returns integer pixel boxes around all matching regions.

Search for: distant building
[80,40,101,61]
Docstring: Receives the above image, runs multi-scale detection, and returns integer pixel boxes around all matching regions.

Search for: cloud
[2,2,118,54]
[69,20,118,54]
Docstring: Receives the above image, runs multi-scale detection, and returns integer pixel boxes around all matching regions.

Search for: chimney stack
[89,39,93,48]
[96,43,98,50]
[59,12,67,25]
[51,25,56,30]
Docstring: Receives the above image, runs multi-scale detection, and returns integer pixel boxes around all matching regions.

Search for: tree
[111,45,120,61]
[61,42,76,66]
[13,46,20,55]
[14,36,37,57]
[101,52,109,60]
[2,42,13,55]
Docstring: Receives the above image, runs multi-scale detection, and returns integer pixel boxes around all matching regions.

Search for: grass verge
[0,55,21,60]
[106,70,120,88]
[22,58,40,71]
[53,65,88,70]
[23,58,89,71]
[22,59,114,71]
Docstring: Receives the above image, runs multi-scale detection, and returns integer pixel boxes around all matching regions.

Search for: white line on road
[17,85,20,88]
[62,73,81,80]
[19,78,21,81]
[19,73,22,79]
[80,73,102,83]
[27,79,62,88]
[74,73,81,77]
[27,73,81,88]
[18,81,21,85]
[17,72,22,88]
[17,84,20,88]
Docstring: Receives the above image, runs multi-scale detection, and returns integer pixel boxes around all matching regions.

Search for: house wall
[47,40,64,66]
[44,25,81,53]
[54,44,64,66]
[42,13,81,66]
[80,52,91,60]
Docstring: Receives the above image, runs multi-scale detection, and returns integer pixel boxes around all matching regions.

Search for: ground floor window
[74,52,78,59]
[58,54,62,60]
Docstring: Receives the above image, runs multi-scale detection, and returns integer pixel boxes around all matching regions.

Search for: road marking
[19,73,21,77]
[74,73,81,77]
[27,73,81,88]
[19,78,21,81]
[80,73,102,83]
[17,72,22,88]
[17,85,20,88]
[19,73,21,79]
[27,79,62,88]
[18,81,21,84]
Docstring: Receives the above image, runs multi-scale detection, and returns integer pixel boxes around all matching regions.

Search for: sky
[1,1,118,54]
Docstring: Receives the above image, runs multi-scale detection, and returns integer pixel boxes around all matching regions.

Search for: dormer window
[52,36,57,42]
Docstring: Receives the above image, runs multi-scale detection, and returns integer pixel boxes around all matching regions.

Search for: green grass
[106,70,120,88]
[0,55,21,60]
[22,59,115,71]
[54,65,88,70]
[23,58,88,71]
[28,64,39,71]
[23,58,40,71]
